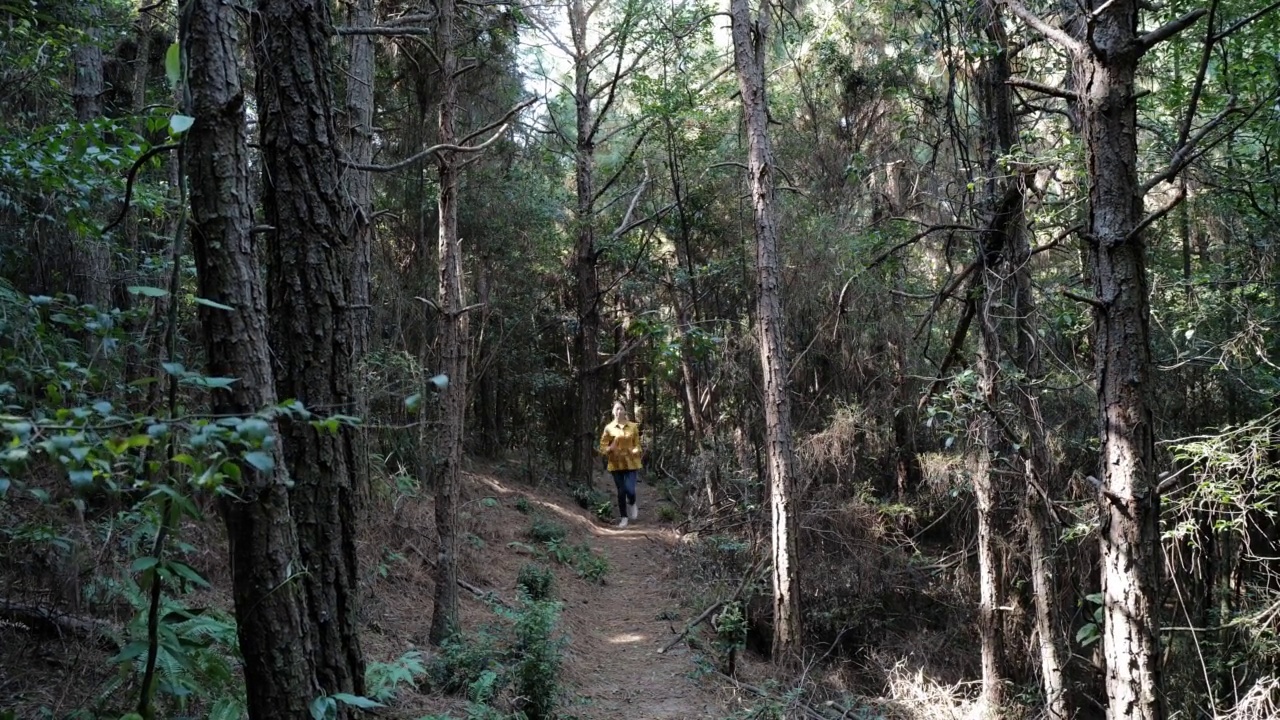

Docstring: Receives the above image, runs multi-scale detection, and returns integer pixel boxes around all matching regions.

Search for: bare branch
[1138,8,1207,53]
[1002,0,1082,52]
[1062,288,1106,310]
[335,25,435,36]
[1177,0,1219,149]
[1214,0,1280,40]
[1127,185,1185,241]
[348,98,536,173]
[865,224,978,271]
[1007,76,1078,101]
[1142,100,1240,193]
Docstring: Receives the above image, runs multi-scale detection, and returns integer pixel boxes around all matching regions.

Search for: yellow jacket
[599,420,643,472]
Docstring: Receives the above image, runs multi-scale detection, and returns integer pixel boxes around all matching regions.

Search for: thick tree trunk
[730,0,801,659]
[254,0,366,701]
[430,0,467,645]
[571,0,602,488]
[184,0,318,715]
[1073,1,1163,716]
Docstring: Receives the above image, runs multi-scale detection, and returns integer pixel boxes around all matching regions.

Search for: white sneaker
[627,500,638,520]
[617,517,629,528]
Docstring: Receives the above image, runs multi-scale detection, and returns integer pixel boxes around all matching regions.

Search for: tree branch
[1002,0,1082,52]
[347,97,535,172]
[1007,76,1077,101]
[1127,185,1185,241]
[1061,287,1106,310]
[1213,0,1280,41]
[1138,8,1207,54]
[334,25,435,36]
[101,142,181,236]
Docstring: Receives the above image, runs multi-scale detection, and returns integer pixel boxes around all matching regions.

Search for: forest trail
[427,467,728,718]
[556,520,724,719]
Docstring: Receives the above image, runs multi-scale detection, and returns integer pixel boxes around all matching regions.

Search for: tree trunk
[1073,0,1163,716]
[342,0,375,513]
[570,0,602,488]
[430,0,467,645]
[184,0,318,715]
[254,0,365,701]
[730,0,801,659]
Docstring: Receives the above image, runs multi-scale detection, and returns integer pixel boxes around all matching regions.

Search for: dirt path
[466,470,726,719]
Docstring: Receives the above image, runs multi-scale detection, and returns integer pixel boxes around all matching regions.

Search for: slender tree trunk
[974,302,1006,712]
[71,2,111,309]
[430,0,467,645]
[571,0,602,488]
[343,0,375,511]
[1073,0,1163,715]
[184,0,318,715]
[254,0,365,701]
[730,0,801,659]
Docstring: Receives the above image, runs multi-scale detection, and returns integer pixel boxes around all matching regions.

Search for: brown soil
[362,460,730,719]
[0,460,731,718]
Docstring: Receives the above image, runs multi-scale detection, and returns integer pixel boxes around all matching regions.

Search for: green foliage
[513,495,531,513]
[510,598,565,720]
[427,628,504,694]
[366,649,428,703]
[527,517,566,543]
[714,601,748,655]
[517,562,556,601]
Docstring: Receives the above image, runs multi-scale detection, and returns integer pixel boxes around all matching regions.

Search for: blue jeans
[611,470,637,517]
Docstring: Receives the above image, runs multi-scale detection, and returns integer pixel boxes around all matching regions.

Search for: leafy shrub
[511,598,565,720]
[427,629,502,694]
[573,549,610,585]
[513,495,531,513]
[517,563,556,601]
[528,517,566,543]
[366,649,427,702]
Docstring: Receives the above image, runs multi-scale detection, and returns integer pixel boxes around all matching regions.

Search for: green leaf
[168,560,210,587]
[1076,623,1100,647]
[131,556,160,573]
[68,445,90,462]
[169,114,195,134]
[165,42,181,87]
[0,476,10,496]
[68,469,93,488]
[331,693,383,709]
[193,296,235,311]
[183,375,238,389]
[161,362,186,376]
[404,393,422,412]
[221,461,243,482]
[243,451,275,473]
[309,697,335,720]
[127,285,169,298]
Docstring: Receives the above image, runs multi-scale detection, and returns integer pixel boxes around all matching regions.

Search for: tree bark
[184,0,319,715]
[1072,0,1164,716]
[730,0,801,659]
[570,0,602,488]
[342,0,375,511]
[429,0,467,645]
[254,0,366,701]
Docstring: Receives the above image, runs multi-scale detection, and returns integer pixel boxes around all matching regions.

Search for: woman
[599,401,642,527]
